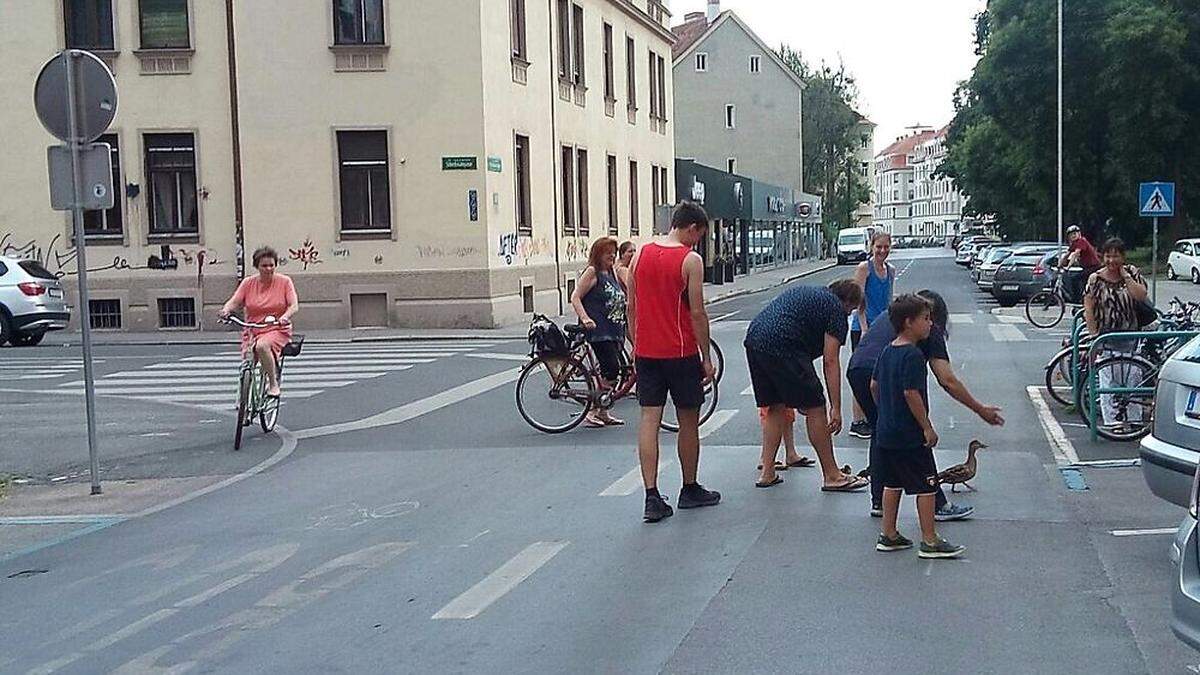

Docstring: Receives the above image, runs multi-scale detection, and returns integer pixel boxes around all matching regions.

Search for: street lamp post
[1057,0,1064,246]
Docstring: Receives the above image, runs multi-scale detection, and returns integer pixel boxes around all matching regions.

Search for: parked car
[975,247,1015,289]
[955,237,994,266]
[0,256,70,346]
[1168,238,1200,284]
[1139,335,1200,649]
[991,248,1065,307]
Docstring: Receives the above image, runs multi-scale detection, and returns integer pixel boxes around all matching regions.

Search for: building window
[625,35,636,111]
[656,54,666,121]
[576,148,589,236]
[607,154,618,235]
[139,0,190,49]
[157,297,196,328]
[571,3,585,86]
[659,166,668,204]
[557,0,570,79]
[145,133,197,236]
[629,160,639,235]
[85,134,123,238]
[727,158,737,174]
[725,104,736,129]
[602,22,615,102]
[337,130,391,233]
[749,55,761,73]
[651,165,668,207]
[334,0,385,46]
[561,145,575,236]
[648,50,658,119]
[510,0,527,61]
[514,134,532,236]
[65,0,115,50]
[695,52,708,72]
[89,298,122,329]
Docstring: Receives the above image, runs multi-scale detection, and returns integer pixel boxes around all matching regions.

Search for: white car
[1168,238,1200,284]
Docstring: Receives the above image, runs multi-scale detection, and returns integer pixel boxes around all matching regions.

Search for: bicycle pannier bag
[528,315,569,357]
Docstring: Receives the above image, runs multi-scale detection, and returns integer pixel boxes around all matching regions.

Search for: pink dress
[229,273,297,357]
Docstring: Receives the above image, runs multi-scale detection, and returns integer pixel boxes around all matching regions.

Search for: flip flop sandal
[787,457,816,468]
[756,461,788,471]
[755,476,784,488]
[821,476,869,493]
[603,417,626,426]
[583,417,606,428]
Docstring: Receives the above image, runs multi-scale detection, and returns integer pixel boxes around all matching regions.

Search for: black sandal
[755,476,784,488]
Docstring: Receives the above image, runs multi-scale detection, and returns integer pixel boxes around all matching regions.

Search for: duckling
[936,440,988,492]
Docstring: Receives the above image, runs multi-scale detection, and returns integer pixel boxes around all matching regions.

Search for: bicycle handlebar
[219,314,289,330]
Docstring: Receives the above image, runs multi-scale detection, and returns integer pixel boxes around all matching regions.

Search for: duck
[936,440,988,492]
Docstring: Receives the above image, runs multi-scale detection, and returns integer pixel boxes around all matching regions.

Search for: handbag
[1134,298,1157,327]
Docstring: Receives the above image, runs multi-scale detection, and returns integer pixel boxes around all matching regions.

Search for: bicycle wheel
[711,341,726,384]
[515,356,595,433]
[234,368,252,450]
[1026,291,1065,328]
[660,378,720,433]
[1077,354,1157,441]
[1043,347,1079,407]
[260,360,281,433]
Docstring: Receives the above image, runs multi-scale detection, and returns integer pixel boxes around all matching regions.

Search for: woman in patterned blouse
[1082,237,1149,428]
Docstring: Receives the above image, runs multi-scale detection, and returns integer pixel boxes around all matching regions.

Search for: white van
[836,227,875,265]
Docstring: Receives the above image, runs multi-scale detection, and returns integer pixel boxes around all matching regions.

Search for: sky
[668,0,987,154]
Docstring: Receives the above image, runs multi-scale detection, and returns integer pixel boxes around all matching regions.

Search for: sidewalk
[41,258,837,347]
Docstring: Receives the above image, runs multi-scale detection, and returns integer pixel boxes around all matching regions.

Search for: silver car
[0,255,70,346]
[1140,336,1200,648]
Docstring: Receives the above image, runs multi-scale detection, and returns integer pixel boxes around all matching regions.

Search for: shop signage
[767,195,788,215]
[691,179,706,203]
[442,156,478,171]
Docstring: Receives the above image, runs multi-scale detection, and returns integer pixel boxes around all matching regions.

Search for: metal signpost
[34,50,118,495]
[1139,181,1175,305]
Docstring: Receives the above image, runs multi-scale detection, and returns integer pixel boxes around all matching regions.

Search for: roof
[670,11,806,90]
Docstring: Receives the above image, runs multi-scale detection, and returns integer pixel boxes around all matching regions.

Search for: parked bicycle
[516,315,723,434]
[1025,267,1087,328]
[220,314,304,449]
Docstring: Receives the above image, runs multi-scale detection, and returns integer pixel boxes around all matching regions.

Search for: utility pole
[1057,0,1064,246]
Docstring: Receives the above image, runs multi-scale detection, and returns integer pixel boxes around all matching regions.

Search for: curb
[41,262,840,348]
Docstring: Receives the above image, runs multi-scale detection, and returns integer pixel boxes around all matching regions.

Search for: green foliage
[776,45,870,230]
[943,0,1199,245]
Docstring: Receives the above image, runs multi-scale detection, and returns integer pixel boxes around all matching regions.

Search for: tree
[943,0,1199,245]
[776,46,870,233]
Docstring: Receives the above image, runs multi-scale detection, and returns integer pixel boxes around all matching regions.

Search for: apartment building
[873,127,934,236]
[0,0,675,332]
[853,115,876,227]
[909,126,965,237]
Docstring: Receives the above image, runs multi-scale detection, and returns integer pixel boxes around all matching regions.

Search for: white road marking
[57,383,355,395]
[433,541,569,620]
[699,409,738,439]
[949,314,975,324]
[171,356,444,364]
[599,460,674,497]
[96,365,409,377]
[0,515,121,525]
[741,384,754,396]
[1110,527,1178,537]
[711,311,740,323]
[1026,385,1080,466]
[988,324,1027,342]
[996,315,1027,324]
[1072,458,1140,468]
[296,368,522,439]
[466,352,534,362]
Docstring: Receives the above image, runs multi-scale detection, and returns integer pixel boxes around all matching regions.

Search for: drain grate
[8,569,49,579]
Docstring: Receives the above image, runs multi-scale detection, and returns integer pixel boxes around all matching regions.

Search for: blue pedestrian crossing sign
[1139,182,1175,217]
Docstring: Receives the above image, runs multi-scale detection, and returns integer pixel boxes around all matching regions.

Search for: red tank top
[633,242,698,359]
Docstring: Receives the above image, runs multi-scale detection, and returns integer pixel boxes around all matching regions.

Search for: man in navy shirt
[745,279,868,492]
[847,290,1004,520]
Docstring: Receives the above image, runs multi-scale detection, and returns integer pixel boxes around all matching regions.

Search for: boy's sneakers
[876,532,914,552]
[935,502,975,521]
[849,420,873,439]
[870,504,883,518]
[919,536,966,559]
[644,494,674,523]
[678,483,721,509]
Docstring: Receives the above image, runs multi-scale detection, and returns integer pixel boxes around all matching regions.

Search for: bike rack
[1085,329,1200,441]
[1068,310,1088,403]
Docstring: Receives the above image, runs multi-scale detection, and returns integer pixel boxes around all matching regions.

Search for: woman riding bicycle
[219,246,298,398]
[570,237,627,428]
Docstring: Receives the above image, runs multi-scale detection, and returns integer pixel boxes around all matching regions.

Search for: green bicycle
[220,314,304,450]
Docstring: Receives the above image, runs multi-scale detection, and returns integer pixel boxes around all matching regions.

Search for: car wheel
[1168,264,1178,280]
[10,330,45,347]
[1192,267,1199,285]
[0,309,12,346]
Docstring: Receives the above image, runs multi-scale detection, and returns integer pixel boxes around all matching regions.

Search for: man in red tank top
[626,201,720,523]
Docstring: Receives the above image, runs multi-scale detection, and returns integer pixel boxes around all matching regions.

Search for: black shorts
[877,445,939,496]
[746,347,825,411]
[590,340,623,382]
[850,329,862,351]
[636,355,704,409]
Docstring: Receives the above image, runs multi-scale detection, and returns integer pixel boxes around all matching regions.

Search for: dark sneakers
[849,420,874,439]
[919,537,966,559]
[644,494,674,523]
[678,483,721,509]
[876,532,914,552]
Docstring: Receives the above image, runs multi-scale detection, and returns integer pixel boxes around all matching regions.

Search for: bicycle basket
[528,315,570,358]
[281,335,305,358]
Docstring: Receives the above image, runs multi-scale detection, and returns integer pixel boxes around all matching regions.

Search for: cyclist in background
[1059,225,1101,303]
[570,237,627,428]
[219,246,298,398]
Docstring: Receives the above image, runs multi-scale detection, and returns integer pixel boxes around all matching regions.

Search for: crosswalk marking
[949,314,974,324]
[995,314,1027,324]
[599,460,673,497]
[988,324,1027,342]
[142,359,435,369]
[433,541,568,620]
[741,384,754,396]
[699,409,738,439]
[96,365,403,378]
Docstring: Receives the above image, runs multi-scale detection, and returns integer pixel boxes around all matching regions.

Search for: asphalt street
[1,248,1197,674]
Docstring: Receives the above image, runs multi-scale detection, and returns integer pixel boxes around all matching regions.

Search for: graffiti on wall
[418,245,480,260]
[563,236,589,262]
[497,233,519,265]
[518,236,549,262]
[1,232,77,276]
[332,248,350,259]
[288,237,324,271]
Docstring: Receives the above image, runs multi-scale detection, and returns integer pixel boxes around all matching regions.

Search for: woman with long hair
[615,241,636,291]
[848,231,896,438]
[571,237,628,427]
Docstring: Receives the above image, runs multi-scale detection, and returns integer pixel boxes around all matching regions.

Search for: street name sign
[442,156,478,171]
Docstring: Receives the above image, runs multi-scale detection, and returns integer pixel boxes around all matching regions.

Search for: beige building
[852,115,875,227]
[0,0,675,332]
